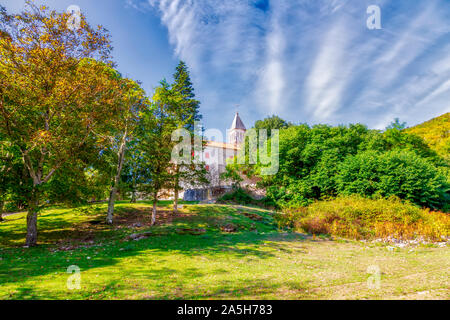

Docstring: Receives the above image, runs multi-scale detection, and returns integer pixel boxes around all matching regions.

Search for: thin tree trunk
[173,166,180,213]
[25,187,39,247]
[0,199,4,222]
[106,130,128,224]
[151,192,157,226]
[130,171,137,203]
[174,188,179,213]
[106,185,117,225]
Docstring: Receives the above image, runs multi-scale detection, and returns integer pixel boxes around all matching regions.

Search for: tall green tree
[171,61,206,212]
[137,80,181,224]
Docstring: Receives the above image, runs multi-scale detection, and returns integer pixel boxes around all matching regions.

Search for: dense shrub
[336,150,449,210]
[218,188,277,208]
[260,123,449,210]
[275,196,450,240]
[217,188,256,205]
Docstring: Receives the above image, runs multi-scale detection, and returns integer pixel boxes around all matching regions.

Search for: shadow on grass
[4,259,310,300]
[0,203,305,296]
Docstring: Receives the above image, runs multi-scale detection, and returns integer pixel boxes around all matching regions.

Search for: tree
[0,3,119,246]
[137,80,180,225]
[220,163,244,189]
[386,118,407,131]
[172,61,202,129]
[254,115,291,134]
[170,61,205,212]
[104,79,147,224]
[119,139,142,204]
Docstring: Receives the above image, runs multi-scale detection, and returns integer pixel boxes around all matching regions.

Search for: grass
[0,201,449,300]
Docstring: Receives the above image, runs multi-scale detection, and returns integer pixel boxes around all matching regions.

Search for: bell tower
[227,112,246,145]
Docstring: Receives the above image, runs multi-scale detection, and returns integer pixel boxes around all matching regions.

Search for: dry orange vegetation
[276,196,450,241]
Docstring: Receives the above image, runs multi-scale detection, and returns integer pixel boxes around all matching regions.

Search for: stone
[183,189,209,201]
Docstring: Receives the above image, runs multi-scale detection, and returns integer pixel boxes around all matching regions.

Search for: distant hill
[405,113,450,161]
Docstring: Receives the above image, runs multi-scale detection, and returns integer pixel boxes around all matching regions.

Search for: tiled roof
[230,112,246,130]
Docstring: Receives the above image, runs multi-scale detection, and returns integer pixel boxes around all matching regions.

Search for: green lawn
[0,202,448,300]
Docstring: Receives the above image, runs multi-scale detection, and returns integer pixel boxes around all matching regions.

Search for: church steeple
[228,112,246,145]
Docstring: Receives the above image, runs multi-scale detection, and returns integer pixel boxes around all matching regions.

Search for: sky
[2,0,450,135]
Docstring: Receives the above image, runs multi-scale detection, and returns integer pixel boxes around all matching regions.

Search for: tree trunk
[25,188,39,247]
[173,188,179,213]
[130,172,137,203]
[173,166,180,213]
[0,200,4,222]
[106,130,128,224]
[151,194,157,226]
[106,186,117,225]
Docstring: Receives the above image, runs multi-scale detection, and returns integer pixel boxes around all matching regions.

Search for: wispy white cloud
[125,0,151,12]
[144,0,450,130]
[305,19,356,121]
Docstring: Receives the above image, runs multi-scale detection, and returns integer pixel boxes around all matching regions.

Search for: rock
[220,224,237,233]
[175,228,206,235]
[127,232,155,241]
[242,212,263,221]
[417,291,429,295]
[183,189,209,201]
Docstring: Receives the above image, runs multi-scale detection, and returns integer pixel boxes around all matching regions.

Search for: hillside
[406,113,450,161]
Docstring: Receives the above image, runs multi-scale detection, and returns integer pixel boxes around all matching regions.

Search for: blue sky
[3,0,450,134]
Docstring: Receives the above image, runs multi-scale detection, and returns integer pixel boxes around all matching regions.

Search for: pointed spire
[230,112,246,130]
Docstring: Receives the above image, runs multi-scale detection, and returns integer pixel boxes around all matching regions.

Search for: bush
[336,150,449,210]
[260,123,449,210]
[217,188,256,205]
[275,196,450,240]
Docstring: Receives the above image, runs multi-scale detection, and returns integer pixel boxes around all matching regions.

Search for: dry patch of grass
[277,196,450,241]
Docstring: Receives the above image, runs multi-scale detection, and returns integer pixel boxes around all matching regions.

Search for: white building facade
[202,112,246,187]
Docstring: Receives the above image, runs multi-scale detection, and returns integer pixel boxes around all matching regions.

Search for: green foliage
[254,115,292,134]
[261,122,449,210]
[275,196,450,240]
[135,80,179,199]
[0,137,31,213]
[170,61,207,201]
[217,188,277,209]
[220,163,244,188]
[386,118,407,130]
[336,150,449,210]
[172,61,202,131]
[218,188,255,205]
